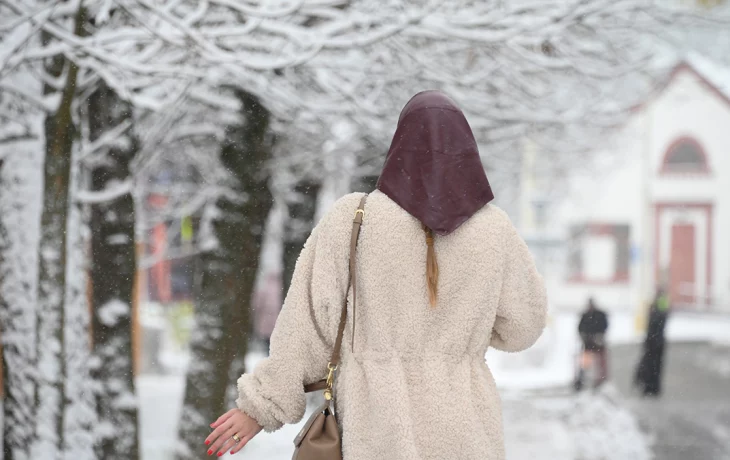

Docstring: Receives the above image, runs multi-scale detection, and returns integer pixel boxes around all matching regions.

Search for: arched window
[661,137,709,174]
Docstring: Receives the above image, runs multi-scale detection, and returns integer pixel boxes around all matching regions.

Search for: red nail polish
[217,453,223,457]
[205,440,210,446]
[207,449,212,455]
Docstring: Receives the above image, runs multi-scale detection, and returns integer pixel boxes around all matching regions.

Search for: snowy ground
[139,310,730,459]
[137,375,651,460]
[502,386,651,460]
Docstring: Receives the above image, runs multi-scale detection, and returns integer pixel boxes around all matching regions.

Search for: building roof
[659,53,730,108]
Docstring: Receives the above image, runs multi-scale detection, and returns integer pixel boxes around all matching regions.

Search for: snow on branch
[77,119,134,165]
[4,0,728,123]
[75,179,133,204]
[3,0,730,210]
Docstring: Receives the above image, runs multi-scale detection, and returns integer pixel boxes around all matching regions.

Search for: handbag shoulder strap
[330,194,367,366]
[303,194,367,394]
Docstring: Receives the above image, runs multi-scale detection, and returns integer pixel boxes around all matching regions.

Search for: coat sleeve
[490,215,548,353]
[235,195,359,432]
[578,314,588,334]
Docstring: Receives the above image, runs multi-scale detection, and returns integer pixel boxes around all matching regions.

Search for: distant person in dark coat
[634,288,671,397]
[574,298,609,390]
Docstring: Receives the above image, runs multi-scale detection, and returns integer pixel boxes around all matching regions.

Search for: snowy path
[138,375,650,460]
[502,387,651,460]
[611,342,730,460]
[136,311,730,459]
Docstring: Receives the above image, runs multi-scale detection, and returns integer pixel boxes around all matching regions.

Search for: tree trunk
[351,175,379,194]
[86,81,140,460]
[0,143,43,460]
[33,7,85,456]
[177,90,274,460]
[282,180,320,294]
[61,144,96,460]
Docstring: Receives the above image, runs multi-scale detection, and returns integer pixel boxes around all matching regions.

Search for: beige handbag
[293,195,367,460]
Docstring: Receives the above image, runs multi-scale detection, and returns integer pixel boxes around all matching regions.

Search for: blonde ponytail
[424,226,439,307]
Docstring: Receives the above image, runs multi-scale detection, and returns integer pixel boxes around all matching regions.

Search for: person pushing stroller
[574,298,609,391]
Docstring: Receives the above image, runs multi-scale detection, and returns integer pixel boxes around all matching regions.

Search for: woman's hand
[205,408,262,457]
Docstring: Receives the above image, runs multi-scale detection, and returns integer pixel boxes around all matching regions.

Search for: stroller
[573,332,607,391]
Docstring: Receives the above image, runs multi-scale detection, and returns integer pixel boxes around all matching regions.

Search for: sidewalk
[138,310,730,459]
[488,310,730,391]
[611,342,730,460]
[137,375,651,460]
[503,386,651,460]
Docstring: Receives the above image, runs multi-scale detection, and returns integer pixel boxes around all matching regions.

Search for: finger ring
[232,434,241,443]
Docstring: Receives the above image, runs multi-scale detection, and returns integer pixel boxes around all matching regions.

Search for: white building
[541,57,730,313]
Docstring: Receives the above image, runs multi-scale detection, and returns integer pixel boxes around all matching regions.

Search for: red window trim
[567,223,630,285]
[567,272,630,286]
[659,136,711,176]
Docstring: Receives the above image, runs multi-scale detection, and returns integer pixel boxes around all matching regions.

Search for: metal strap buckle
[324,363,337,401]
[326,363,337,387]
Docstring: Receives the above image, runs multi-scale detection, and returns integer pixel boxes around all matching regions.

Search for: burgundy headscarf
[377,91,494,235]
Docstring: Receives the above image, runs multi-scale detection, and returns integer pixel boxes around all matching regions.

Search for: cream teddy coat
[237,190,548,460]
